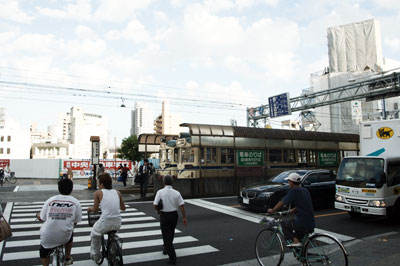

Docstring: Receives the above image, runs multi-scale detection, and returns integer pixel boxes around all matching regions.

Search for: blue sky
[0,0,399,143]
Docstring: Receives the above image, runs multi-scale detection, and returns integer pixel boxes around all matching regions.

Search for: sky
[1,0,400,144]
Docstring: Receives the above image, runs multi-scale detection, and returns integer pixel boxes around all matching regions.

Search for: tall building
[0,108,30,159]
[31,106,110,159]
[311,19,400,133]
[130,102,154,136]
[154,101,183,135]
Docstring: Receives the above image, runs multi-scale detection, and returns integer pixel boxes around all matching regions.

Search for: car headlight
[335,194,345,203]
[368,200,386,207]
[257,192,274,198]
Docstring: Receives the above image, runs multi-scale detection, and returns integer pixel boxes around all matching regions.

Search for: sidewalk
[220,231,400,266]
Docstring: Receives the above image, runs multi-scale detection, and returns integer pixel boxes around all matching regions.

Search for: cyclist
[36,178,82,266]
[267,172,315,247]
[88,173,126,263]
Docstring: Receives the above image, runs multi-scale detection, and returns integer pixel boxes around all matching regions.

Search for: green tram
[156,123,359,180]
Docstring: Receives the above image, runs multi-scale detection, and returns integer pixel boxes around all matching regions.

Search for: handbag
[134,173,142,184]
[158,199,163,210]
[117,175,123,182]
[0,215,12,242]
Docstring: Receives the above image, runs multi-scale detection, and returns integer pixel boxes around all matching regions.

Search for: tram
[157,123,359,179]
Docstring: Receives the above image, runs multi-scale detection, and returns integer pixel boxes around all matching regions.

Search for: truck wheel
[348,211,362,218]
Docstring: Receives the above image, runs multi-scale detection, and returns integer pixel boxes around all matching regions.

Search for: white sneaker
[65,257,73,265]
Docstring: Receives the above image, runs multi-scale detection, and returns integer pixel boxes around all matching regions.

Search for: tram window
[167,150,172,163]
[297,150,307,163]
[221,148,234,164]
[181,148,194,163]
[206,148,217,163]
[269,149,282,163]
[174,149,178,163]
[283,150,295,163]
[309,151,317,164]
[160,150,165,163]
[387,162,400,187]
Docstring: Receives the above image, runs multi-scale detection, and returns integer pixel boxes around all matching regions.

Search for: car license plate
[351,206,360,212]
[243,198,249,204]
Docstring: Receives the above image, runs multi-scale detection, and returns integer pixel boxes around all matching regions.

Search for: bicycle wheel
[255,228,284,266]
[56,247,65,266]
[303,233,348,266]
[9,176,17,184]
[107,239,123,266]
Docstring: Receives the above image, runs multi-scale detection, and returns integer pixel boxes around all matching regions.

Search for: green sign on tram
[318,152,338,166]
[237,150,264,166]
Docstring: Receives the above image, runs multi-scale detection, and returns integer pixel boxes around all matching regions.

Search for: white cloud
[384,38,400,51]
[94,0,153,22]
[123,20,150,44]
[0,0,33,23]
[36,0,92,21]
[203,0,235,12]
[75,25,97,39]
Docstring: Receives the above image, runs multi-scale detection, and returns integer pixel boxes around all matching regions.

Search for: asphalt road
[1,180,400,266]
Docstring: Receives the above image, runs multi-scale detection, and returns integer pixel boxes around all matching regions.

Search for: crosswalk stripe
[10,211,145,221]
[10,216,155,229]
[6,229,182,247]
[2,236,198,261]
[11,222,161,236]
[12,206,136,213]
[14,200,95,205]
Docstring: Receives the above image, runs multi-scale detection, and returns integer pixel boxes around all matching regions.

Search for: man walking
[154,175,187,265]
[138,159,150,200]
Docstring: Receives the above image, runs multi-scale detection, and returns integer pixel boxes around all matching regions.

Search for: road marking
[230,205,241,208]
[11,211,145,220]
[3,236,198,261]
[12,222,162,236]
[315,211,348,218]
[68,245,219,265]
[13,186,19,192]
[187,199,355,242]
[6,229,182,247]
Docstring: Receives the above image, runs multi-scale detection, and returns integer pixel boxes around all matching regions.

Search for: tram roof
[138,134,179,145]
[180,123,359,142]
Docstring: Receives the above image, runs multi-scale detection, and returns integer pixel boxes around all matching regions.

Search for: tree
[118,135,143,162]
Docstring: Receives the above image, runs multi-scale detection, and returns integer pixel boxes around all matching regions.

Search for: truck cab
[335,119,400,218]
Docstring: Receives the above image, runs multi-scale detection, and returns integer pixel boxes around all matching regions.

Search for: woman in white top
[88,173,126,263]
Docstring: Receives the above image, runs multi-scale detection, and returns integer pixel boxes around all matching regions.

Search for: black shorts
[39,234,73,258]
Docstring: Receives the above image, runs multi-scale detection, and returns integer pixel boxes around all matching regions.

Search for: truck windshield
[337,158,384,187]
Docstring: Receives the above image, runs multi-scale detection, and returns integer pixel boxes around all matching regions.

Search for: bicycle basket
[88,211,102,227]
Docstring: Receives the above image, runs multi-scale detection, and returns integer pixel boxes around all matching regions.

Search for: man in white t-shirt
[88,173,126,263]
[36,178,82,266]
[154,175,187,265]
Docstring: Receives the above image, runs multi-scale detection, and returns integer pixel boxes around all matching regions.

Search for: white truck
[335,119,400,218]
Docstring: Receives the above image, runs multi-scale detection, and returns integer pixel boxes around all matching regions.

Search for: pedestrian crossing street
[1,200,219,265]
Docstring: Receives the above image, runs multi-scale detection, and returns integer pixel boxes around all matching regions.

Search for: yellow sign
[376,127,394,139]
[362,189,376,193]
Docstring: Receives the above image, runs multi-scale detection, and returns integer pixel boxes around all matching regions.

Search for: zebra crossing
[1,200,218,265]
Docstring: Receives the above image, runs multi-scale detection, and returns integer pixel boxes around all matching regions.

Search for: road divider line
[315,211,348,218]
[187,199,355,242]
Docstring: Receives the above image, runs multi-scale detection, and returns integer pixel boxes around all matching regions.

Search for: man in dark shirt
[268,172,315,247]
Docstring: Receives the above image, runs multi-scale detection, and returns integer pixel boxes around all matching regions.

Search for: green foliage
[118,135,143,162]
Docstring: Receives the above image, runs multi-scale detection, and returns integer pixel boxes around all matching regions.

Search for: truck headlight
[335,194,345,203]
[368,200,386,207]
[257,192,274,198]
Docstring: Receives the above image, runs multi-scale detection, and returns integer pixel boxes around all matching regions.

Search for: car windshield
[272,170,307,183]
[337,158,384,187]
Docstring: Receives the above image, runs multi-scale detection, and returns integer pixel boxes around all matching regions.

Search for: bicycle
[0,170,16,186]
[256,211,348,266]
[88,211,123,266]
[35,216,66,266]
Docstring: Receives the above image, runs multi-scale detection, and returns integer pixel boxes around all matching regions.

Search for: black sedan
[239,169,336,211]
